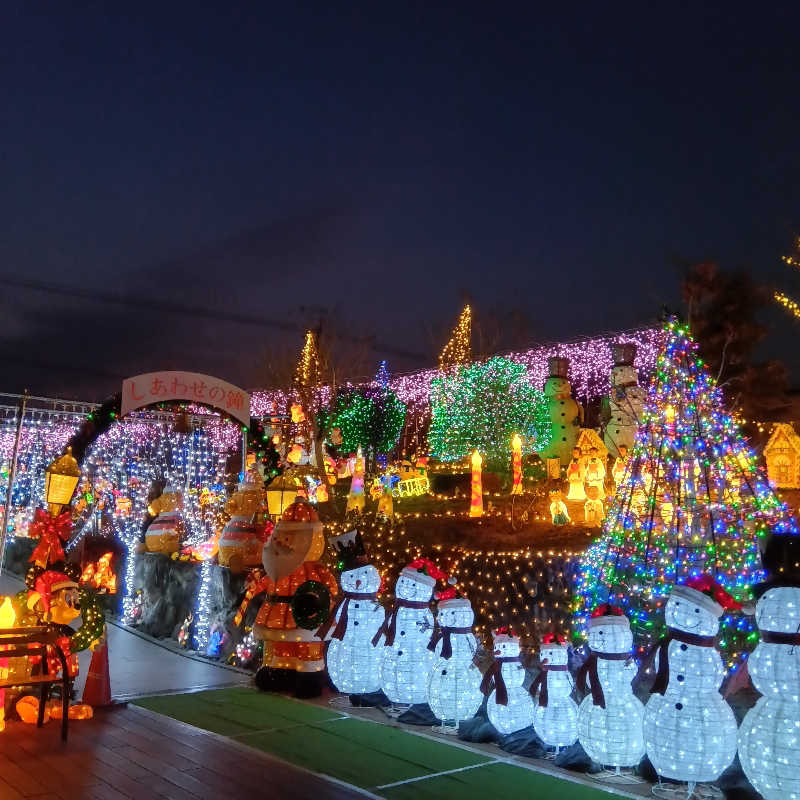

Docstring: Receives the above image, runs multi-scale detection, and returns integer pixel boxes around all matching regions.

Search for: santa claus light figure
[253,498,338,697]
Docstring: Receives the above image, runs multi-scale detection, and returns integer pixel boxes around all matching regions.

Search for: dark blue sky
[3,3,799,399]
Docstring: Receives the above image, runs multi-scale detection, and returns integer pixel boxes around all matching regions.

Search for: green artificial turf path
[133,688,622,799]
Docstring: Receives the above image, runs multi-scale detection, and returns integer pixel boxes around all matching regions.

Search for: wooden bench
[0,625,70,741]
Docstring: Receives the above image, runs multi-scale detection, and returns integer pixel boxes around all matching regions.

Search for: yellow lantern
[266,473,300,517]
[45,447,80,516]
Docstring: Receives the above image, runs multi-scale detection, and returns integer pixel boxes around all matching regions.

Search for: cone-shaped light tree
[439,304,472,370]
[574,318,798,669]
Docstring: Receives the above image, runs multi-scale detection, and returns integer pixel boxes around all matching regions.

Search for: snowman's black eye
[674,601,680,606]
[598,630,603,635]
[694,608,700,613]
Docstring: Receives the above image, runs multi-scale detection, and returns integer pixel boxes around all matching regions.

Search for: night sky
[3,3,800,400]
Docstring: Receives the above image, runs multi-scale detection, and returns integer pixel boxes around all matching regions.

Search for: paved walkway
[0,572,249,701]
[0,705,365,799]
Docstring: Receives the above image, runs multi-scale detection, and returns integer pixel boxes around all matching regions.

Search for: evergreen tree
[428,356,551,470]
[574,318,797,669]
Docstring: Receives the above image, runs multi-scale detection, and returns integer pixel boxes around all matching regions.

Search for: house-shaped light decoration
[763,423,800,489]
[574,429,608,468]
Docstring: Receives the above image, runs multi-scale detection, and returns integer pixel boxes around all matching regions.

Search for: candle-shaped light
[511,434,523,495]
[346,446,366,514]
[470,450,483,517]
[0,596,16,732]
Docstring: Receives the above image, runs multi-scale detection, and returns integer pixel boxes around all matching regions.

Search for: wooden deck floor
[0,704,365,799]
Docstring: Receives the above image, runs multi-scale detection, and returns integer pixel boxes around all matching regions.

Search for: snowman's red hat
[541,632,568,650]
[403,557,446,588]
[670,578,734,618]
[587,604,630,630]
[438,596,470,611]
[492,626,518,645]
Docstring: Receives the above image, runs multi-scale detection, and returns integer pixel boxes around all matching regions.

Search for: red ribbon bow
[541,633,566,644]
[29,508,72,568]
[685,576,743,611]
[591,604,624,618]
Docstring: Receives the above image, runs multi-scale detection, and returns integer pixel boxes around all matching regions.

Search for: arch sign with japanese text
[121,371,251,427]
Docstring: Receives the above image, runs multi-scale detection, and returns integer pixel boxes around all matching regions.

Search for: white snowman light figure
[319,531,385,696]
[643,578,739,795]
[602,343,645,459]
[739,579,800,800]
[531,634,578,751]
[426,592,482,731]
[482,628,535,735]
[576,605,644,770]
[374,558,440,707]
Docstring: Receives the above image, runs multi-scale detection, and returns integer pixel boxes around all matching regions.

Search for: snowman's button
[442,669,447,675]
[400,631,405,636]
[680,644,687,651]
[398,650,403,655]
[354,603,360,608]
[353,621,359,626]
[677,674,684,681]
[675,702,683,710]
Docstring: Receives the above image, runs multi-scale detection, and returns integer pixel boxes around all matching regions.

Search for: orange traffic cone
[82,625,112,707]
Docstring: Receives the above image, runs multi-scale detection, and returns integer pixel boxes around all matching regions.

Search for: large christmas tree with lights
[574,318,797,669]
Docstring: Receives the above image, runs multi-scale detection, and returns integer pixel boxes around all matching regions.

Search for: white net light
[643,585,738,784]
[427,598,482,724]
[379,568,435,704]
[739,585,800,800]
[325,564,385,695]
[485,631,535,735]
[532,641,578,748]
[576,611,644,767]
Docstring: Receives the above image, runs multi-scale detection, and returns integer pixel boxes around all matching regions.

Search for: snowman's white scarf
[645,627,716,695]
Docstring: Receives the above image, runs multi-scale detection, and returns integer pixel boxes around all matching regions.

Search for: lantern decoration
[576,605,644,768]
[320,531,385,695]
[375,558,440,706]
[44,447,80,515]
[739,576,800,798]
[345,447,365,515]
[427,594,482,729]
[482,628,535,735]
[470,450,483,518]
[531,634,578,750]
[643,580,739,790]
[266,472,300,517]
[511,434,523,495]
